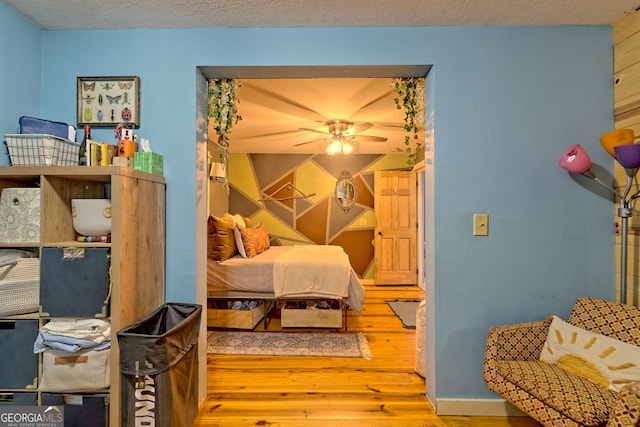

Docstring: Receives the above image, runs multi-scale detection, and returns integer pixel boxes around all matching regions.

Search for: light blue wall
[0,2,42,164]
[0,13,615,404]
[430,27,615,400]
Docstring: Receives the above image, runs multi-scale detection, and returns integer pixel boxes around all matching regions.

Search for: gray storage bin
[0,392,37,405]
[41,393,108,427]
[117,303,201,427]
[0,319,38,389]
[39,247,110,317]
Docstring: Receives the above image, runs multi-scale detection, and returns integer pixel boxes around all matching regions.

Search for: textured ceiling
[5,0,640,30]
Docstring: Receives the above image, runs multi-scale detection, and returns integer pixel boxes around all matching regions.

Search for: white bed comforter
[272,245,364,313]
[273,245,349,299]
[208,245,365,314]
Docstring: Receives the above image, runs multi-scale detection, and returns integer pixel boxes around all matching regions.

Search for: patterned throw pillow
[540,315,640,392]
[235,223,270,258]
[207,215,237,261]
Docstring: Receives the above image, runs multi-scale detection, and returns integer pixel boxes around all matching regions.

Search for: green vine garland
[392,77,425,166]
[208,78,243,147]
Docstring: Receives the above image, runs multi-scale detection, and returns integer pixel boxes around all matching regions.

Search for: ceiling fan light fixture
[342,141,353,154]
[297,118,387,150]
[326,140,343,155]
[325,139,353,155]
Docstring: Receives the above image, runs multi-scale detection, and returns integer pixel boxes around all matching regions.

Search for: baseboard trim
[436,398,527,417]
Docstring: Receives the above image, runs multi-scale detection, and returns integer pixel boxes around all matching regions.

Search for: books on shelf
[86,140,118,166]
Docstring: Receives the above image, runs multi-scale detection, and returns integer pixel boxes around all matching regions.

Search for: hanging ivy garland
[208,78,243,147]
[392,77,425,166]
[207,78,242,192]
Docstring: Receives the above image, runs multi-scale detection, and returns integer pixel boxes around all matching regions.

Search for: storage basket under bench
[207,289,348,330]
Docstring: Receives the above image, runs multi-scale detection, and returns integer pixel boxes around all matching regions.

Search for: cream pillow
[233,225,247,258]
[231,213,246,228]
[225,213,247,253]
[540,315,640,392]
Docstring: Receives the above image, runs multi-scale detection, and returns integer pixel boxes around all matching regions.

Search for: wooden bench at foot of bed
[207,289,348,330]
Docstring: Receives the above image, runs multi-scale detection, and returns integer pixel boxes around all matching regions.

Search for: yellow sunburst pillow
[540,315,640,393]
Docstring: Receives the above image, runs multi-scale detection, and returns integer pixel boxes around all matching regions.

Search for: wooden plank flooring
[194,284,541,427]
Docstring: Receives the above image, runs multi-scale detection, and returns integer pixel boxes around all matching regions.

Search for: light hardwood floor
[194,284,541,427]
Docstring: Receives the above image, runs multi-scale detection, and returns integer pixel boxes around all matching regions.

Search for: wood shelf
[0,165,165,183]
[42,241,111,248]
[0,166,166,427]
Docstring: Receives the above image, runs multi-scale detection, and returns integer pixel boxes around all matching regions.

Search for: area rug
[207,331,372,359]
[386,299,422,329]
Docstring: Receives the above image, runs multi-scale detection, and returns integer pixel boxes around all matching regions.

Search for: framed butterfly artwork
[77,76,140,127]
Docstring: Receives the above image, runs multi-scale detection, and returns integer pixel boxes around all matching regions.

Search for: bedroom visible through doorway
[204,73,427,282]
[197,64,432,396]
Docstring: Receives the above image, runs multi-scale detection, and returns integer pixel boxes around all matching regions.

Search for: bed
[206,214,366,329]
[207,245,365,313]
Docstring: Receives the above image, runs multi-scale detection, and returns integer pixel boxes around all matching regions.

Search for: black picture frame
[77,76,140,127]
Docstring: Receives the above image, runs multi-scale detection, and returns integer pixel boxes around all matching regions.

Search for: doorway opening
[196,63,434,398]
[201,66,430,281]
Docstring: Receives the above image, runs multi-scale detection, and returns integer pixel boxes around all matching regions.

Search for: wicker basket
[5,134,81,166]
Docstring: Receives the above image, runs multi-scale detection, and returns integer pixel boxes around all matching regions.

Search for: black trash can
[117,302,202,427]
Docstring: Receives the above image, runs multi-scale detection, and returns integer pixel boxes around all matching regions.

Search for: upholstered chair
[483,297,640,427]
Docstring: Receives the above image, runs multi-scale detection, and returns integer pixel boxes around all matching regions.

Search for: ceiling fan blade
[347,122,373,134]
[242,82,325,122]
[294,137,332,147]
[347,134,388,142]
[243,129,308,139]
[374,121,406,129]
[299,127,331,136]
[351,92,393,116]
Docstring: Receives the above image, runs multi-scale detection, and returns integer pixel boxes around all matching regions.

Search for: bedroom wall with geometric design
[227,153,410,279]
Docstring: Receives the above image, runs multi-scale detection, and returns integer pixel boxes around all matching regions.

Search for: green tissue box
[134,152,163,176]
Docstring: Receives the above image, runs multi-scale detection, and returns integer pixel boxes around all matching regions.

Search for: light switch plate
[473,214,489,236]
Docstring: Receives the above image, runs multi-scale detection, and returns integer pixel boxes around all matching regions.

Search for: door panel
[374,171,417,285]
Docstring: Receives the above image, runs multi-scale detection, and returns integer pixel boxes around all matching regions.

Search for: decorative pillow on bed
[207,215,237,261]
[223,213,253,229]
[228,213,245,228]
[540,315,640,392]
[234,223,270,258]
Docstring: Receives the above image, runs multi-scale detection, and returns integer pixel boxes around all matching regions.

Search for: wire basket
[5,134,81,166]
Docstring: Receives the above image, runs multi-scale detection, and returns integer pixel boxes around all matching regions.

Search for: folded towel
[34,319,111,354]
[34,331,111,354]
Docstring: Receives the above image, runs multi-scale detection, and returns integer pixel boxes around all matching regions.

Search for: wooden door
[374,171,417,285]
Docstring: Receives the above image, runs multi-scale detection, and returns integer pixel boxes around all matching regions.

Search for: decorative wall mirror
[335,170,357,213]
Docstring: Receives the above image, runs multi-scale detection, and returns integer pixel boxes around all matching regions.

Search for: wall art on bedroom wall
[77,76,140,127]
[226,153,411,279]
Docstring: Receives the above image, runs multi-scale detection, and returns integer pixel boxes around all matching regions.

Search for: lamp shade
[558,144,592,174]
[210,162,226,182]
[600,129,635,157]
[614,144,640,169]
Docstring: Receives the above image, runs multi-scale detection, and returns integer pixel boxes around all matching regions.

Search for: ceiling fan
[294,119,388,148]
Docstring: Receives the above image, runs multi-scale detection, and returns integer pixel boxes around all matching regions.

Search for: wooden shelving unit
[0,166,166,427]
